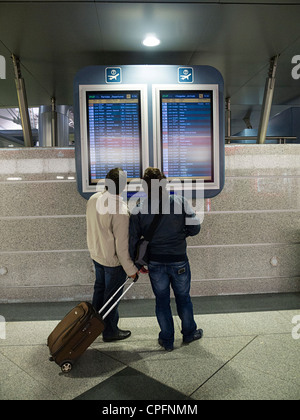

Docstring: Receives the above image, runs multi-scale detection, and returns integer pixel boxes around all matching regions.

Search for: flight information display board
[160,90,214,181]
[86,90,142,184]
[75,66,223,199]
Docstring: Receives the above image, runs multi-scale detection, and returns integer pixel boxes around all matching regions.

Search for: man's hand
[129,272,139,281]
[139,266,149,274]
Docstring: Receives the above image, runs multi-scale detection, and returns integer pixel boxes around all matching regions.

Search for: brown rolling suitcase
[47,277,136,373]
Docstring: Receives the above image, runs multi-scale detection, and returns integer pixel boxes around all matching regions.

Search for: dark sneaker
[183,329,203,344]
[158,339,174,352]
[103,329,131,342]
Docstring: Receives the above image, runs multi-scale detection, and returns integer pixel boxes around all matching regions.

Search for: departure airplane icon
[180,72,192,81]
[108,73,119,81]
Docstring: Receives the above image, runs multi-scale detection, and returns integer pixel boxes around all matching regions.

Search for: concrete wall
[0,145,299,303]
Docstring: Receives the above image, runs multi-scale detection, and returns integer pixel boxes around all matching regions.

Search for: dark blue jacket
[129,194,200,264]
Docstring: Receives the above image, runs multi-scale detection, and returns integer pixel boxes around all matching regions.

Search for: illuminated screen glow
[160,90,214,181]
[86,91,142,184]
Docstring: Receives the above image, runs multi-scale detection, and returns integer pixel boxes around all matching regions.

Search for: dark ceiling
[1,0,300,134]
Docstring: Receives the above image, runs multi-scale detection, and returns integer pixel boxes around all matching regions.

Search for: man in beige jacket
[86,168,138,342]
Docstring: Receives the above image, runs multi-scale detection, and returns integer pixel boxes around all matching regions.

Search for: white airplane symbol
[180,73,192,80]
[181,73,191,80]
[108,73,119,80]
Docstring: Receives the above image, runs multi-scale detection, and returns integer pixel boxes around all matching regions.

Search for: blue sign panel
[105,67,122,83]
[178,67,194,83]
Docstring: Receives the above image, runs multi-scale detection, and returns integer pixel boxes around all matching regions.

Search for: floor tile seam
[0,345,42,366]
[0,348,26,380]
[72,366,192,401]
[93,345,167,363]
[21,365,64,401]
[232,331,298,357]
[224,314,258,335]
[252,331,294,338]
[0,343,71,400]
[223,331,300,388]
[121,365,192,400]
[225,315,293,336]
[272,308,300,326]
[277,309,300,323]
[208,313,249,336]
[91,345,131,369]
[0,343,48,350]
[2,368,63,401]
[228,355,300,390]
[70,367,130,401]
[188,335,259,398]
[92,344,202,399]
[0,348,64,400]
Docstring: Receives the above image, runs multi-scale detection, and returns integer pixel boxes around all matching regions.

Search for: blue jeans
[148,260,197,348]
[92,261,127,339]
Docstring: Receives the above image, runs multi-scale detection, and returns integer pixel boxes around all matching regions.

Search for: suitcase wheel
[60,361,73,373]
[49,356,54,362]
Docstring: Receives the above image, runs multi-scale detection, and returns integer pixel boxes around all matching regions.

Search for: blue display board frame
[74,65,224,200]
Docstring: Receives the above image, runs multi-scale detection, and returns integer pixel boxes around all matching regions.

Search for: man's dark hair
[105,168,127,195]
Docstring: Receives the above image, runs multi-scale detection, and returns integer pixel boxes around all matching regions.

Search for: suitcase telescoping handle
[99,275,138,320]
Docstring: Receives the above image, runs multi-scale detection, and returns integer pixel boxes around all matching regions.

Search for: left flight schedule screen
[86,91,142,184]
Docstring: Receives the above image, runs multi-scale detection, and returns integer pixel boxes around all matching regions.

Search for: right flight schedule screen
[160,91,214,181]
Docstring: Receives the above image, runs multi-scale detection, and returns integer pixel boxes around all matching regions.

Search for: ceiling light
[142,34,160,47]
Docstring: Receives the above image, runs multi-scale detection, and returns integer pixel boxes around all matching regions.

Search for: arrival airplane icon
[106,67,122,83]
[178,67,193,83]
[180,69,192,81]
[108,72,119,81]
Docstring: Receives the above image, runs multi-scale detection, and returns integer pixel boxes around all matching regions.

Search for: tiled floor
[0,294,299,400]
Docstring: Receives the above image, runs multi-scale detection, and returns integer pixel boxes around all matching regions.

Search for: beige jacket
[86,191,138,276]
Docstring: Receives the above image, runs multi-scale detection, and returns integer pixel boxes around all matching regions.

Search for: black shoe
[103,329,131,342]
[183,329,203,344]
[158,339,174,352]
